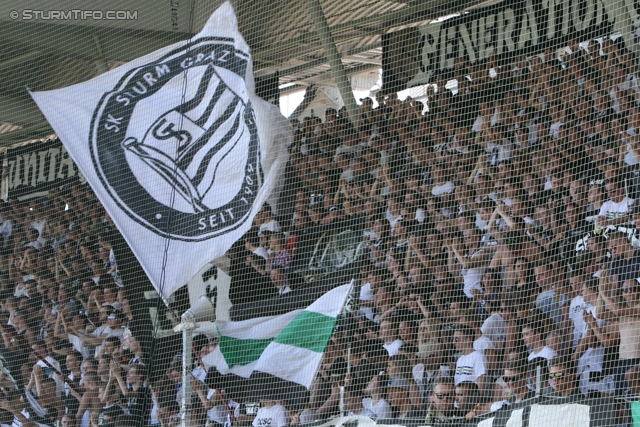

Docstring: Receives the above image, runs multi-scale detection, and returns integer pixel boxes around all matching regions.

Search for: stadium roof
[0,0,487,147]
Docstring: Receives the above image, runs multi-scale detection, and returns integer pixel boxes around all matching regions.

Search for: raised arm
[450,241,487,270]
[487,206,503,241]
[110,359,130,398]
[445,243,462,278]
[495,203,515,229]
[585,312,619,348]
[466,153,486,186]
[412,294,427,318]
[33,365,45,398]
[76,390,91,422]
[0,324,12,351]
[0,399,37,427]
[598,271,640,317]
[67,326,107,347]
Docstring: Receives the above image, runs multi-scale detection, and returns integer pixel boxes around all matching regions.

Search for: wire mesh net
[0,0,637,426]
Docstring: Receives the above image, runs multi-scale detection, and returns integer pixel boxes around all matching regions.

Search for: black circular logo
[90,38,262,241]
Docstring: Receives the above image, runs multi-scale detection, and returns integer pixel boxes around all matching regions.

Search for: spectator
[110,361,151,425]
[60,414,75,427]
[397,318,418,348]
[270,267,291,296]
[491,359,533,412]
[523,320,557,362]
[528,356,552,396]
[258,204,281,236]
[387,376,424,419]
[372,284,394,324]
[359,270,380,321]
[361,374,392,419]
[446,229,489,299]
[30,340,63,399]
[569,272,593,351]
[453,325,487,393]
[455,381,485,420]
[27,366,64,423]
[548,356,581,398]
[157,400,181,427]
[289,210,322,274]
[424,377,456,424]
[608,232,640,292]
[62,351,82,417]
[598,178,634,227]
[344,385,365,416]
[75,371,100,425]
[268,233,292,273]
[365,217,391,267]
[574,275,615,397]
[387,354,421,408]
[412,344,444,405]
[535,263,569,327]
[599,272,640,398]
[0,390,41,427]
[378,318,404,357]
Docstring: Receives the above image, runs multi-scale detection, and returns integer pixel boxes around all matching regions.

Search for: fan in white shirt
[598,180,634,227]
[257,204,281,236]
[453,326,487,391]
[362,375,392,419]
[522,322,556,362]
[379,319,404,357]
[252,402,289,427]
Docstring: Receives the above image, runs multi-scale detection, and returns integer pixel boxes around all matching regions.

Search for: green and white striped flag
[202,282,352,389]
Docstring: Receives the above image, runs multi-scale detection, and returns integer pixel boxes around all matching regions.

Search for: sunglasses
[434,393,454,399]
[623,286,638,293]
[548,372,565,379]
[503,376,520,383]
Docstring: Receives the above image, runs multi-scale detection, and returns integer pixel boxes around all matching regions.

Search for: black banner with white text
[384,0,617,89]
[5,138,85,199]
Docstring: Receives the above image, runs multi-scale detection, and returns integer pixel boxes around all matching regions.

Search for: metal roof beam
[0,21,185,65]
[286,63,382,87]
[276,41,381,79]
[0,51,43,70]
[0,95,47,127]
[0,121,53,147]
[253,0,482,62]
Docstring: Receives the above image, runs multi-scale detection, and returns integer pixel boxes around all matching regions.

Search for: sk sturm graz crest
[90,38,262,241]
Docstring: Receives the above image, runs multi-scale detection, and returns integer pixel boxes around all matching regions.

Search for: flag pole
[625,177,631,225]
[182,324,193,426]
[340,280,355,417]
[176,309,199,426]
[341,343,351,417]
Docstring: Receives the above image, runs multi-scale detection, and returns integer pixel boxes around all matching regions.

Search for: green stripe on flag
[274,311,337,353]
[219,336,273,367]
[218,311,337,368]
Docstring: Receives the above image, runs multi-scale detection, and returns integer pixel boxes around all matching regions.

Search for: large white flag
[30,2,292,299]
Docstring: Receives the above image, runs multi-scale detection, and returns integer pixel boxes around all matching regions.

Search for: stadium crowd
[0,183,163,427]
[0,34,638,427]
[232,36,640,426]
